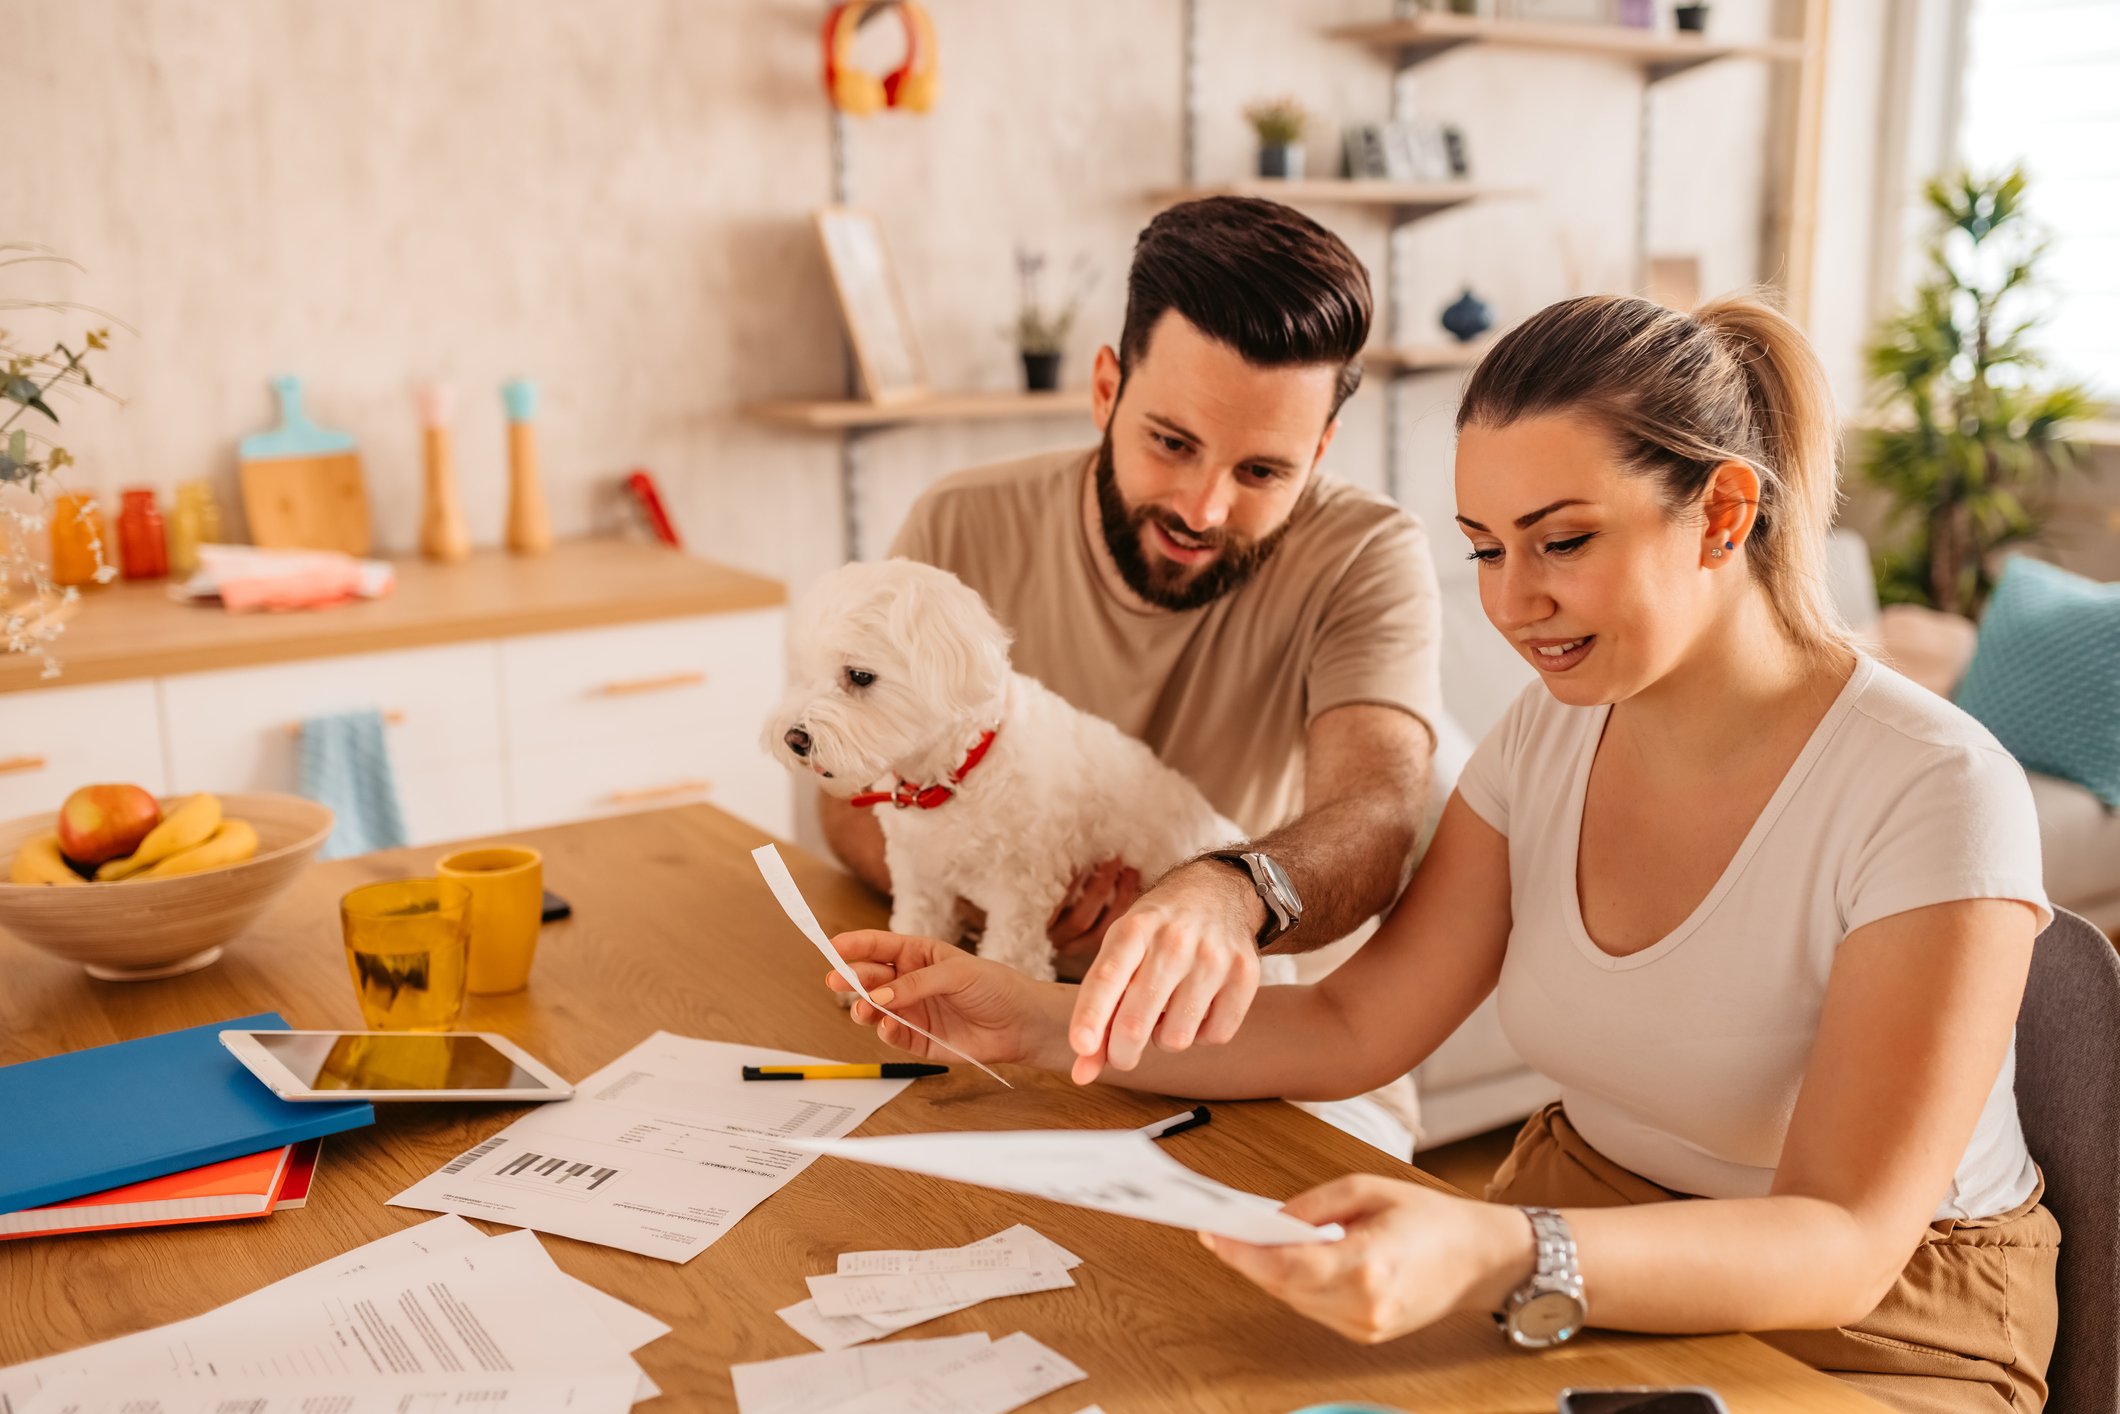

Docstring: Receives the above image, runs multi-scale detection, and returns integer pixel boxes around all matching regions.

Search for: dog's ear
[884,561,1013,719]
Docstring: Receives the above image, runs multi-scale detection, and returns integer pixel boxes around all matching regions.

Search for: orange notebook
[0,1142,304,1240]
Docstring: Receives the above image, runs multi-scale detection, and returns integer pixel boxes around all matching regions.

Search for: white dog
[766,558,1286,983]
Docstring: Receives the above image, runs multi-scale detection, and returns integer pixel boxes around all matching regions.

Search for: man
[822,196,1441,1091]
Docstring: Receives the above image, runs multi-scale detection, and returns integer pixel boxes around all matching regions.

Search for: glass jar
[49,493,109,588]
[117,488,169,581]
[167,480,224,578]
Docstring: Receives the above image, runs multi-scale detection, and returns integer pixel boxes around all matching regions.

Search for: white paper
[807,1333,1087,1414]
[731,1334,990,1414]
[807,1264,1075,1318]
[22,1372,638,1414]
[2,1231,647,1414]
[776,1226,1084,1350]
[0,1217,488,1414]
[390,1031,910,1262]
[751,843,1012,1087]
[791,1130,1344,1245]
[838,1243,1037,1277]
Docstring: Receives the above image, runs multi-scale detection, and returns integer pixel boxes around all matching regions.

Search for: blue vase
[1440,288,1495,343]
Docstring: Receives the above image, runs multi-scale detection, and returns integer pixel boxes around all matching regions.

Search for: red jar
[117,488,169,581]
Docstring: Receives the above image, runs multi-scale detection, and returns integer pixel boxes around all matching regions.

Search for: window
[1959,0,2120,395]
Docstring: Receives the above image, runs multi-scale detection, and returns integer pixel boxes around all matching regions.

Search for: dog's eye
[845,668,877,689]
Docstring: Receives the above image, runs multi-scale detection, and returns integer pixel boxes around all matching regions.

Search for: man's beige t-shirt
[888,445,1442,837]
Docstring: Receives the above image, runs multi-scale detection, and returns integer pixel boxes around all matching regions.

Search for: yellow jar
[339,878,472,1031]
[168,481,223,578]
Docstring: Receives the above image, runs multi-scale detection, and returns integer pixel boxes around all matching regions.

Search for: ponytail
[1458,290,1852,660]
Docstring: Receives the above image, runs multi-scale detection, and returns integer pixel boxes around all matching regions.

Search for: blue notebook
[0,1012,374,1214]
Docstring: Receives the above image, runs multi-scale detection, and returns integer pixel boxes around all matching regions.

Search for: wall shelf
[1324,15,1803,82]
[1366,342,1490,377]
[742,387,1094,433]
[1150,178,1525,220]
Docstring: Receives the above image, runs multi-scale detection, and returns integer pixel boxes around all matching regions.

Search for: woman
[826,293,2059,1414]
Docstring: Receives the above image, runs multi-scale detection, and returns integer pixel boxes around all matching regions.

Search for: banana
[98,793,222,881]
[9,832,85,886]
[137,818,258,879]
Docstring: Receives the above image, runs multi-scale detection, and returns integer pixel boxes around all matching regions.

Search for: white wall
[14,0,1799,725]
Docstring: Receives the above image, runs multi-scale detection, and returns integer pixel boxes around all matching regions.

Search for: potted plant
[1674,3,1710,32]
[1243,98,1309,181]
[1860,167,2098,617]
[1009,248,1094,393]
[2,248,118,673]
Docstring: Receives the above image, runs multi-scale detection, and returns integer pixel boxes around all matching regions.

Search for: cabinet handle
[595,671,706,698]
[284,709,406,738]
[605,779,712,806]
[0,755,47,776]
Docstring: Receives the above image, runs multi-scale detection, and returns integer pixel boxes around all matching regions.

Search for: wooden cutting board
[238,376,372,556]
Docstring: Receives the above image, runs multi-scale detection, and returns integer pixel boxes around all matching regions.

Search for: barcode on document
[494,1151,620,1190]
[442,1136,509,1174]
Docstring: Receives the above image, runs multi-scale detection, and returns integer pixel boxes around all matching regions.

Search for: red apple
[56,784,162,866]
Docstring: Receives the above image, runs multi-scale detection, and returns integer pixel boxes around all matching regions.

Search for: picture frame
[813,206,927,404]
[1343,121,1469,182]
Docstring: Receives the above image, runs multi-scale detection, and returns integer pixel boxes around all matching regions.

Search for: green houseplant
[1009,247,1093,393]
[1861,167,2098,617]
[2,247,119,673]
[1243,97,1309,181]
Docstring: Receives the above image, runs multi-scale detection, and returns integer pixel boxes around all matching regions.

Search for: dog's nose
[783,727,812,758]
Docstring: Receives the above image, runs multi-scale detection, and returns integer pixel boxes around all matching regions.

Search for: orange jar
[49,493,108,588]
[117,488,169,580]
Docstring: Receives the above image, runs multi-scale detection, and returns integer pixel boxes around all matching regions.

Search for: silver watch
[1205,849,1303,949]
[1497,1207,1586,1350]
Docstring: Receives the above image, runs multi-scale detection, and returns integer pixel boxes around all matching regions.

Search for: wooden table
[0,806,1888,1412]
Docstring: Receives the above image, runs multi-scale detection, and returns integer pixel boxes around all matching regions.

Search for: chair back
[2016,908,2120,1414]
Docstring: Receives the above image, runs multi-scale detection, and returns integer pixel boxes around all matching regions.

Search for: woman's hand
[827,929,1054,1068]
[1198,1176,1536,1345]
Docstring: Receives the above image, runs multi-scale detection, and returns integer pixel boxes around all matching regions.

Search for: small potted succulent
[1009,247,1095,393]
[3,248,119,675]
[1243,97,1310,181]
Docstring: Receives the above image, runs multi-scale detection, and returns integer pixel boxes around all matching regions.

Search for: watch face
[1253,853,1301,914]
[1514,1289,1585,1346]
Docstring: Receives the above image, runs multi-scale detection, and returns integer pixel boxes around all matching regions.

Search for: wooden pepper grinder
[417,383,471,562]
[502,377,553,555]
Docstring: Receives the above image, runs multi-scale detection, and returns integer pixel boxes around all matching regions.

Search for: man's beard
[1094,431,1292,612]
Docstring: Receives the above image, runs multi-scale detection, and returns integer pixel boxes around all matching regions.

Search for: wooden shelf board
[1366,341,1491,375]
[742,387,1095,432]
[1149,179,1525,215]
[1325,15,1802,79]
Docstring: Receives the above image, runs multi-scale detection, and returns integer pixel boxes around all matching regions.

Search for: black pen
[1138,1105,1211,1139]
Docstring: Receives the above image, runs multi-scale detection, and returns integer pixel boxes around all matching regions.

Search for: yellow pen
[742,1063,951,1081]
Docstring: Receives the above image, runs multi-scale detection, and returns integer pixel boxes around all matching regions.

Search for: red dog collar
[850,729,997,811]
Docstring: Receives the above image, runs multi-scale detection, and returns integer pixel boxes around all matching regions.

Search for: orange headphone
[821,1,938,117]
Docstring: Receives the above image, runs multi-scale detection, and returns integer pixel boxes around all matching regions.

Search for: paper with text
[807,1264,1075,1318]
[792,1129,1344,1245]
[807,1332,1087,1414]
[731,1333,990,1414]
[22,1372,638,1414]
[752,844,1011,1086]
[390,1032,909,1261]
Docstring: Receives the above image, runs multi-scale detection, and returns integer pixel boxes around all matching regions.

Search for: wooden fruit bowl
[0,793,334,981]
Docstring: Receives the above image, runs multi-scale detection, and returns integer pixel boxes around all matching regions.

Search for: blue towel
[299,708,409,859]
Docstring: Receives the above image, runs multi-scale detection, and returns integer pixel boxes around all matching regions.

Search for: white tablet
[219,1029,574,1103]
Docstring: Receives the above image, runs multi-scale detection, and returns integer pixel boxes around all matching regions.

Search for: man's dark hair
[1119,196,1372,418]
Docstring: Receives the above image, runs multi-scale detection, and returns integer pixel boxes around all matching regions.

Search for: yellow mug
[437,845,545,994]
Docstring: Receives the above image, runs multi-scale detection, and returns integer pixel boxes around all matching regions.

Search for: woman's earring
[1709,538,1734,559]
[1709,545,1725,559]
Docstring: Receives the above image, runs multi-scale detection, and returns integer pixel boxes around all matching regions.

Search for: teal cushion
[1955,557,2120,808]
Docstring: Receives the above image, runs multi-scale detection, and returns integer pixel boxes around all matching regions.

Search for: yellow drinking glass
[436,845,545,994]
[339,878,471,1031]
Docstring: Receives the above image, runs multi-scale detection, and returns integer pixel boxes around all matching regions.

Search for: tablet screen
[252,1032,552,1092]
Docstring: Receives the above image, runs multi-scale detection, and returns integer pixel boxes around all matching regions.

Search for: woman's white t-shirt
[1457,656,2051,1221]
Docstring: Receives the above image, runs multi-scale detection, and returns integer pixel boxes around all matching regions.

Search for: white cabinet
[0,607,792,847]
[0,680,168,820]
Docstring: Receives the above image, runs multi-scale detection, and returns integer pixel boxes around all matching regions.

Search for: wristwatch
[1497,1207,1586,1350]
[1205,850,1303,950]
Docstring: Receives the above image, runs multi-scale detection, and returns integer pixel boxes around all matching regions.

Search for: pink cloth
[180,546,396,614]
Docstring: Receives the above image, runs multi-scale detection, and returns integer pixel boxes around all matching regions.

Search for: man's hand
[1065,858,1265,1085]
[1047,858,1143,982]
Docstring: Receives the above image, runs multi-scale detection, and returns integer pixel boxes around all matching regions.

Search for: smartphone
[1559,1391,1732,1414]
[541,888,572,923]
[219,1029,574,1103]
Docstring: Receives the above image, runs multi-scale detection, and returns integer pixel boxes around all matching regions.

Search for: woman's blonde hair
[1456,291,1853,659]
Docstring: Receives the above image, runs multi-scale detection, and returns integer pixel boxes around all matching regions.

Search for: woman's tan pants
[1485,1103,2061,1414]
